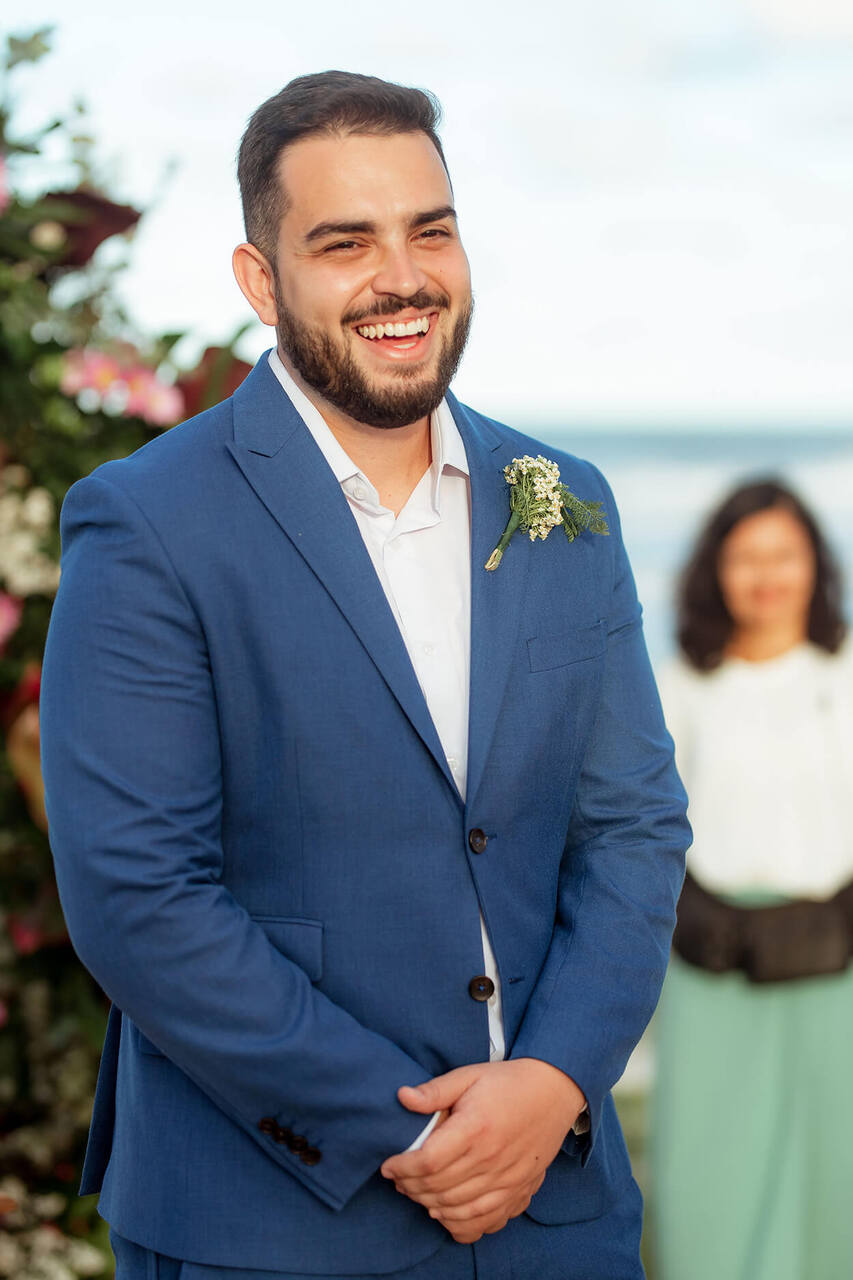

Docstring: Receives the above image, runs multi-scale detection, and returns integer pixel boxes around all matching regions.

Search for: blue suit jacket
[40,353,688,1274]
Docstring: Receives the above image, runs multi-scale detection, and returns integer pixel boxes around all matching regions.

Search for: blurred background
[1,1,852,1276]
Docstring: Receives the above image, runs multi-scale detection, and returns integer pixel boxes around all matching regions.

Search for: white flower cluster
[0,467,60,598]
[0,1178,106,1278]
[504,454,564,542]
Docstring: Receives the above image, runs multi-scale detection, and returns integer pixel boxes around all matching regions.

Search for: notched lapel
[448,395,532,807]
[227,356,460,800]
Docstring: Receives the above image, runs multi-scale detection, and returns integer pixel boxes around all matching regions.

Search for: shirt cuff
[572,1107,590,1135]
[405,1111,442,1152]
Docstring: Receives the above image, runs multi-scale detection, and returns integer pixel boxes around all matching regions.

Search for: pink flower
[0,154,10,215]
[123,365,158,417]
[60,348,122,397]
[60,348,184,426]
[8,915,44,955]
[140,379,184,427]
[0,593,23,651]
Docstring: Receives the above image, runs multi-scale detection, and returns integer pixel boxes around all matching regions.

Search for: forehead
[276,130,453,233]
[724,506,812,553]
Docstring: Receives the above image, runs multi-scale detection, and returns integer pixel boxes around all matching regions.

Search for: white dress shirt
[268,352,505,1079]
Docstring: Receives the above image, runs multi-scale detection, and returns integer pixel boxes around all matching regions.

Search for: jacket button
[258,1117,276,1134]
[301,1147,322,1166]
[468,828,488,854]
[274,1125,294,1145]
[290,1135,309,1153]
[468,975,495,1002]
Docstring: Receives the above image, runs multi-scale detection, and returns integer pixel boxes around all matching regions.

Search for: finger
[428,1189,512,1223]
[410,1176,495,1210]
[382,1110,476,1182]
[430,1174,541,1221]
[434,1186,534,1241]
[389,1146,532,1203]
[396,1064,484,1116]
[439,1211,510,1244]
[431,1164,541,1208]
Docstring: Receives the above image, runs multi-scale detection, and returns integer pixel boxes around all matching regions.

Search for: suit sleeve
[510,470,690,1158]
[40,471,433,1212]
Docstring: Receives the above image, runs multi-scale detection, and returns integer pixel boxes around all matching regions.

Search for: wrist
[519,1057,587,1126]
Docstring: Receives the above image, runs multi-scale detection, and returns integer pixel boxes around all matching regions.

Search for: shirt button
[422,643,435,655]
[469,976,495,1002]
[353,485,366,500]
[468,828,488,854]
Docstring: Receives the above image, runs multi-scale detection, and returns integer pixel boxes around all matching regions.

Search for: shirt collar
[267,349,469,511]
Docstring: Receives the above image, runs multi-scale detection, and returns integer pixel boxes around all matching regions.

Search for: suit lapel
[447,394,532,807]
[226,356,459,798]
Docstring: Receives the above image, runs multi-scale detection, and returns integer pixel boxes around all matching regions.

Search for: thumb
[398,1065,482,1114]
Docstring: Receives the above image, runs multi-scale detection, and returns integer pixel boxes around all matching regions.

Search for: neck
[725,621,808,663]
[279,348,432,516]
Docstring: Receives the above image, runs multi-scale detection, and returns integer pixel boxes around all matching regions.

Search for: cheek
[718,567,754,612]
[787,560,817,601]
[431,247,471,294]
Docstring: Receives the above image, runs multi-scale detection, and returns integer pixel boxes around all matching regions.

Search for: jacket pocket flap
[527,621,606,673]
[251,915,324,982]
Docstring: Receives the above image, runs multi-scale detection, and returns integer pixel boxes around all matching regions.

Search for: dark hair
[237,70,449,262]
[677,477,847,671]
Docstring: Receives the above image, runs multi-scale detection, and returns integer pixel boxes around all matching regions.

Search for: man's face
[270,130,472,430]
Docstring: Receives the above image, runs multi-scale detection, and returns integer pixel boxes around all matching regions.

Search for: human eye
[323,239,361,254]
[417,226,452,242]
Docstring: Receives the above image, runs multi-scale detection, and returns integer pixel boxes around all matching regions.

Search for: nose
[370,241,428,300]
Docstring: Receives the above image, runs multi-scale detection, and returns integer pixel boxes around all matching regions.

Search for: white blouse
[657,643,853,898]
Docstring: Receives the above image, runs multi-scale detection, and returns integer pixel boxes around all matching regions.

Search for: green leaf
[6,28,54,71]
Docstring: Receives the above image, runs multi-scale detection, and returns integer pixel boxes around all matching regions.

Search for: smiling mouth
[354,314,432,341]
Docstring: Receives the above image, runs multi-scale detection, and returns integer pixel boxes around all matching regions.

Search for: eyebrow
[303,205,457,244]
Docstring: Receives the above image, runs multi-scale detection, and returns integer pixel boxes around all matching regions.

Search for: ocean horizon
[522,429,853,664]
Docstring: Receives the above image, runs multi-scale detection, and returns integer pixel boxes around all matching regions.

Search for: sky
[3,0,853,431]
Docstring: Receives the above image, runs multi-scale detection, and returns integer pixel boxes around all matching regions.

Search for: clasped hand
[380,1058,586,1244]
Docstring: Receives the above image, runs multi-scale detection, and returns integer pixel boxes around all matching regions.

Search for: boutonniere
[485,454,609,571]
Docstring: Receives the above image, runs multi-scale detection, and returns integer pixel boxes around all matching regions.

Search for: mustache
[342,292,450,326]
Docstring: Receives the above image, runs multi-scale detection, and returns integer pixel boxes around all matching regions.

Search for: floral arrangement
[485,454,609,570]
[0,28,252,1277]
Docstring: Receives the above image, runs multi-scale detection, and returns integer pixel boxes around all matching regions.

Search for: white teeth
[357,315,430,339]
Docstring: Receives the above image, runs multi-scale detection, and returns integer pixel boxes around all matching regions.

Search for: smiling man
[40,72,689,1280]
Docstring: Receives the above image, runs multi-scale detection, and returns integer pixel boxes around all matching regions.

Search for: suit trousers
[109,1180,644,1280]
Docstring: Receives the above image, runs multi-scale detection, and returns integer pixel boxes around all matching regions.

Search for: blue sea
[531,429,853,665]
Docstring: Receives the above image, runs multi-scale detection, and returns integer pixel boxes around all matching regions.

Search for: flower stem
[485,510,521,571]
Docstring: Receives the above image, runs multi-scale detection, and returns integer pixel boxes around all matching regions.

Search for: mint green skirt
[649,954,853,1280]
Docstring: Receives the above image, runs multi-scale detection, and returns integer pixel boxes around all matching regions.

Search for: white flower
[65,1241,107,1276]
[0,1235,24,1277]
[486,454,608,570]
[21,489,55,532]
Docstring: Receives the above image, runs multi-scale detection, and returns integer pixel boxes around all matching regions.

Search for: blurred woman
[650,479,853,1280]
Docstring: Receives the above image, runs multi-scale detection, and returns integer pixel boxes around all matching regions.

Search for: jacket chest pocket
[527,620,606,673]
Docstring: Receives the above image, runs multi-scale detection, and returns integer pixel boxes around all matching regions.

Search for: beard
[272,275,472,430]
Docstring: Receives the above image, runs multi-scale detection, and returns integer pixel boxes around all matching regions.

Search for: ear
[232,242,278,326]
